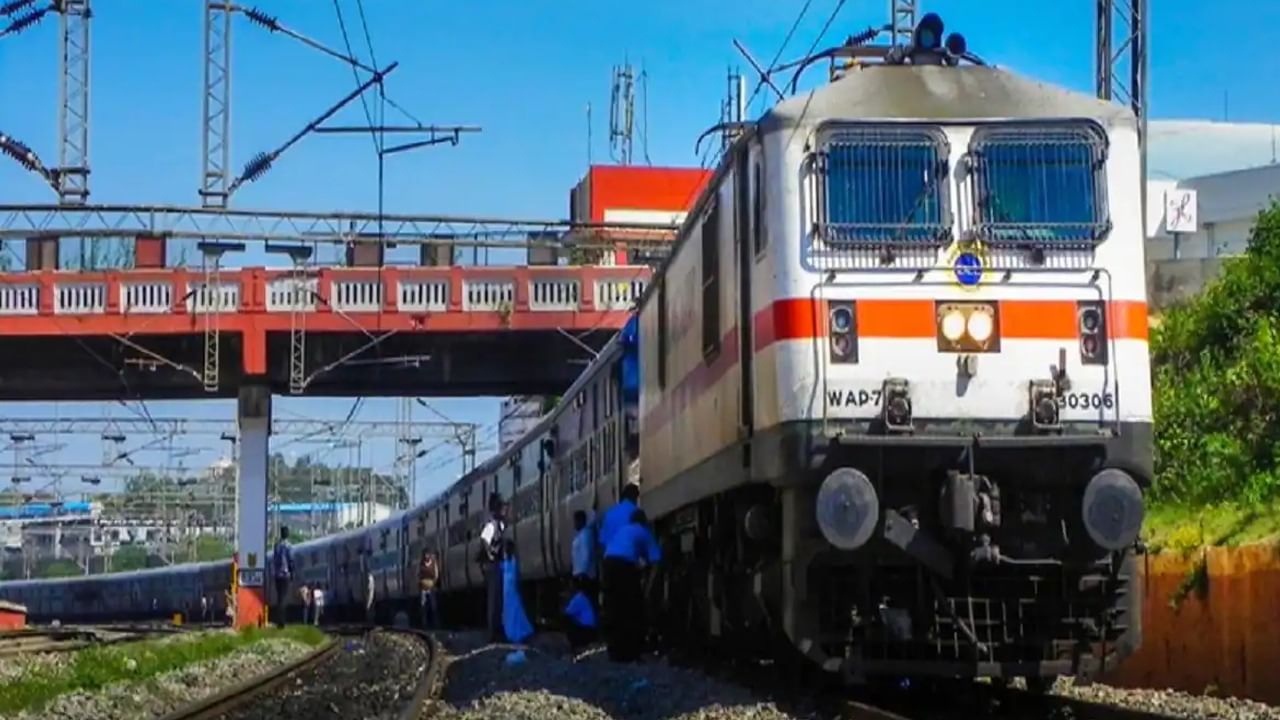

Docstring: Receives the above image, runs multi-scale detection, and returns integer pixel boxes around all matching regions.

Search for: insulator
[846,26,879,47]
[0,0,36,17]
[2,5,49,35]
[242,6,279,31]
[0,133,43,173]
[239,152,274,183]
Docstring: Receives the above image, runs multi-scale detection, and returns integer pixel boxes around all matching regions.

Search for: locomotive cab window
[701,200,721,360]
[816,126,950,246]
[967,122,1110,246]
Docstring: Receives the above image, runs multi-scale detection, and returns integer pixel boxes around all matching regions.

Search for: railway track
[0,623,187,656]
[830,686,1188,720]
[159,626,440,720]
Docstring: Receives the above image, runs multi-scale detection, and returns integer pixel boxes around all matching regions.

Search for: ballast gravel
[3,634,313,720]
[215,630,430,720]
[433,631,815,720]
[1050,677,1280,720]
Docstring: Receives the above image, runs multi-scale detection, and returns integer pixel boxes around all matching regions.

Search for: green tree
[1152,201,1280,505]
[188,535,234,562]
[37,559,82,578]
[112,544,150,571]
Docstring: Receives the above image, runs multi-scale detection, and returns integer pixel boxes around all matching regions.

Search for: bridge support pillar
[234,384,271,629]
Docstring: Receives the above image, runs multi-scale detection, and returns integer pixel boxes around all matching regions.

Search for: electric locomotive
[635,15,1151,684]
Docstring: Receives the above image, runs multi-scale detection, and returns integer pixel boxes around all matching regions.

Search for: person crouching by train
[479,492,508,643]
[602,509,661,662]
[272,525,294,628]
[563,576,598,655]
[419,550,440,630]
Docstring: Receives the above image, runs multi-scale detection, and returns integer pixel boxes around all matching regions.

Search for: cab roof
[760,64,1134,134]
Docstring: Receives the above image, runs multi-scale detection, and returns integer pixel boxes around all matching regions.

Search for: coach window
[591,382,599,430]
[701,200,721,360]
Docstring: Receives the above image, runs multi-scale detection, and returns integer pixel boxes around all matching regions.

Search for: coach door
[735,142,755,462]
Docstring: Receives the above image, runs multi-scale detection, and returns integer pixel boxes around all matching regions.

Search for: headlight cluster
[935,302,999,352]
[1077,301,1108,365]
[829,301,858,364]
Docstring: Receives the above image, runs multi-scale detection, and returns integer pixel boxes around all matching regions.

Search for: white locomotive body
[637,54,1151,681]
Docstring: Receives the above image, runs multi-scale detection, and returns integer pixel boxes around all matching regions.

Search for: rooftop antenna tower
[609,61,636,165]
[890,0,918,48]
[720,66,745,150]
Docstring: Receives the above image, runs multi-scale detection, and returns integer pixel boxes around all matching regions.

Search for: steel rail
[0,624,185,656]
[158,636,340,720]
[158,627,438,720]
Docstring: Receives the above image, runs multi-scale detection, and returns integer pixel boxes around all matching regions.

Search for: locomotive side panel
[640,169,745,508]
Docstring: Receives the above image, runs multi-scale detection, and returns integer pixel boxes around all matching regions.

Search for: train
[0,15,1152,688]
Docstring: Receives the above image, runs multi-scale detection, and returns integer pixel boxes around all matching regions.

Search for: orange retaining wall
[1103,543,1280,704]
[0,600,26,630]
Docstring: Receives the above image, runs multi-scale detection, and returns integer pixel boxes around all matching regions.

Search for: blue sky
[1,0,1278,505]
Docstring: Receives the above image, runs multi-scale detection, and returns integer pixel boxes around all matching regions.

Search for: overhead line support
[1095,0,1147,230]
[201,0,233,208]
[57,0,91,205]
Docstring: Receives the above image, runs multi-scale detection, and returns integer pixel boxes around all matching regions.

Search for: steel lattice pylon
[287,262,309,395]
[1096,0,1148,225]
[57,0,91,204]
[198,246,228,393]
[201,1,232,208]
[890,0,917,47]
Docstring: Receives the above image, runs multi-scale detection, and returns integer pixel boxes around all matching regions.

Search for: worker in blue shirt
[601,508,661,662]
[597,482,640,553]
[271,525,294,628]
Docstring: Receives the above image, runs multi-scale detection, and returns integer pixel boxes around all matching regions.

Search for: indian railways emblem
[946,241,988,290]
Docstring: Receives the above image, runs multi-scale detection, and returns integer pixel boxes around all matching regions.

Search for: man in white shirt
[479,492,507,642]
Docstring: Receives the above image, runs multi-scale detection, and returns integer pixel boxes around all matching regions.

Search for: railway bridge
[0,178,704,627]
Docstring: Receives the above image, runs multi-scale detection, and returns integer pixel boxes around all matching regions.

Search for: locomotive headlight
[816,467,880,551]
[966,307,994,343]
[940,309,966,342]
[937,301,1002,353]
[1082,469,1144,552]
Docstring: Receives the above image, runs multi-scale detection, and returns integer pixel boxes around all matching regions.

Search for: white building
[499,397,545,452]
[1145,120,1280,307]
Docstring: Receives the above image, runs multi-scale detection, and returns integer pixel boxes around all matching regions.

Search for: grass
[1144,501,1280,554]
[0,624,326,715]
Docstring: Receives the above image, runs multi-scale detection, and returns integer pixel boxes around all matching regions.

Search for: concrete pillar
[234,385,271,628]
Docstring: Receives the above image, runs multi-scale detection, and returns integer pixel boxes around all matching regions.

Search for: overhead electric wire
[796,0,849,81]
[332,0,379,155]
[743,0,815,112]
